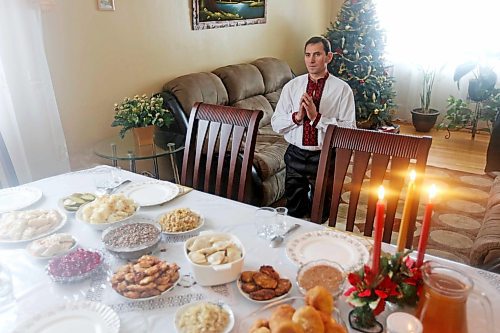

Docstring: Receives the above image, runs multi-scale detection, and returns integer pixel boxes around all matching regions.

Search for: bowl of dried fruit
[101,218,162,260]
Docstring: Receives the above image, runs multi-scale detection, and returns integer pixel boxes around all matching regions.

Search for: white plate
[0,186,42,213]
[158,209,205,235]
[14,301,120,333]
[26,233,78,260]
[174,301,234,333]
[118,181,179,207]
[0,209,67,244]
[75,201,139,231]
[236,276,292,304]
[286,230,369,272]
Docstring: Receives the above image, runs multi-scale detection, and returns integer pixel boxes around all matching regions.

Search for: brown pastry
[253,272,278,289]
[269,304,296,331]
[249,319,270,333]
[275,278,292,296]
[260,265,280,280]
[273,320,305,333]
[241,270,256,283]
[250,288,276,301]
[241,281,261,293]
[292,306,325,333]
[319,312,347,333]
[305,285,334,315]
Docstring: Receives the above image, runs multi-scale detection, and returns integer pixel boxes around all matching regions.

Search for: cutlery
[106,179,131,194]
[269,223,300,248]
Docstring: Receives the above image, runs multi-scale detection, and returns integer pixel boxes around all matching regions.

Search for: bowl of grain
[296,259,346,297]
[101,218,162,260]
[157,208,204,235]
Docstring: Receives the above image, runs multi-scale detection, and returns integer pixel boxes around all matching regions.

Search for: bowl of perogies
[184,231,245,286]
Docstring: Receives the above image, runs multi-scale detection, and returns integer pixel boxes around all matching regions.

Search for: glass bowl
[296,259,346,297]
[46,248,105,283]
[101,218,161,260]
[238,296,347,332]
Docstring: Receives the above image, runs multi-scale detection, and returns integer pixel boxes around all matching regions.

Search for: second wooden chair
[181,102,263,203]
[311,125,432,247]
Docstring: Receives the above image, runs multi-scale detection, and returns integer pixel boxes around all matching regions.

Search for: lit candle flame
[410,170,417,182]
[378,185,385,200]
[429,184,437,202]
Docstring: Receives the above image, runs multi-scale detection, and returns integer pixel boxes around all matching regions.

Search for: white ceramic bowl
[184,231,245,286]
[75,200,139,231]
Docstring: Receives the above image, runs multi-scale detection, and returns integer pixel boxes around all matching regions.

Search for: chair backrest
[0,131,18,188]
[311,125,432,247]
[181,102,263,203]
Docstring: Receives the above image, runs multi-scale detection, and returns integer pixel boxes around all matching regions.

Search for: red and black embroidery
[302,72,328,146]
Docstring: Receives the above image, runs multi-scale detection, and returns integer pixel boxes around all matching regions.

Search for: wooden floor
[397,122,490,175]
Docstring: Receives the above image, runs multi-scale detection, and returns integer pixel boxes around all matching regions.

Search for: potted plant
[454,61,497,102]
[411,68,440,132]
[437,96,471,136]
[111,94,174,146]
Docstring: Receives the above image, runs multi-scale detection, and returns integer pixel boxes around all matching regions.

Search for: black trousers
[284,145,334,220]
[485,112,500,173]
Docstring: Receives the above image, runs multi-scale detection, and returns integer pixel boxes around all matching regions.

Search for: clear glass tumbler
[254,207,278,239]
[275,206,288,234]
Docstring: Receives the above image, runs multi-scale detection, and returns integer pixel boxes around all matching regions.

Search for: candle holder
[345,252,424,331]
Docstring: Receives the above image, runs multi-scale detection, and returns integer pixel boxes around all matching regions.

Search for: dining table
[0,165,499,333]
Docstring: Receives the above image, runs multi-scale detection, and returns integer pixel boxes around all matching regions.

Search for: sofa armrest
[470,177,500,267]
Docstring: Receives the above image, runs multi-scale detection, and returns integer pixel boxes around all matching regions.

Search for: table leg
[153,157,159,179]
[167,143,180,184]
[128,152,136,173]
[111,143,118,167]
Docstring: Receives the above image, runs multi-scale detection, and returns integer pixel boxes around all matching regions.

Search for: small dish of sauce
[296,259,345,297]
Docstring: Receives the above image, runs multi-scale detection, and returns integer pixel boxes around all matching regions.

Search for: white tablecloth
[1,166,499,332]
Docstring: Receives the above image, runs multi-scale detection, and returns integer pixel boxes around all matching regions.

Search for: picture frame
[192,0,266,30]
[97,0,115,11]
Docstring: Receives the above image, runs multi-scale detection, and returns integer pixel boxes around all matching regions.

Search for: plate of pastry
[236,265,292,304]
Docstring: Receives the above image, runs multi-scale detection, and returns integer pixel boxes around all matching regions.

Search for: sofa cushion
[253,128,288,179]
[233,95,274,128]
[163,72,228,118]
[251,57,293,94]
[213,64,265,105]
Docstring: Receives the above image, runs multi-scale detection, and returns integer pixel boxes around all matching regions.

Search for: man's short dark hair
[304,36,331,54]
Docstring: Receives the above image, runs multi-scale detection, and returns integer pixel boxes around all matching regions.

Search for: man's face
[304,42,333,76]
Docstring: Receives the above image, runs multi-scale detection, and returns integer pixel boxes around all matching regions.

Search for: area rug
[273,166,494,265]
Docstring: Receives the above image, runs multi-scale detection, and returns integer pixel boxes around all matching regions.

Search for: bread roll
[269,304,295,331]
[305,285,334,315]
[292,305,325,333]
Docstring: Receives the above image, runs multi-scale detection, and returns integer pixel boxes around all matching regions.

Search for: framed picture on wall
[192,0,266,30]
[97,0,115,11]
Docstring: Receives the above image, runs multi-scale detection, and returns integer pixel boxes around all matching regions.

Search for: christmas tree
[325,0,396,129]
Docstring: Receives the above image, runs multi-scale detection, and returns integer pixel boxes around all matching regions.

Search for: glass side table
[93,133,184,182]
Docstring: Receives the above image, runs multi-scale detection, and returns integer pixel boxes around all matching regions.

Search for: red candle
[372,186,385,274]
[417,184,437,267]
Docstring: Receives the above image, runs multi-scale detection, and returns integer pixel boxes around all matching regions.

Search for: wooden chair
[181,102,263,203]
[0,131,18,188]
[311,125,432,247]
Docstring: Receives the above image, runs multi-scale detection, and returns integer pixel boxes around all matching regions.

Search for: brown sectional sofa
[470,176,500,269]
[157,57,293,206]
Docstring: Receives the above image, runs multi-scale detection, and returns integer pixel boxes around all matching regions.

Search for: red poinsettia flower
[348,272,362,287]
[373,298,386,315]
[344,286,357,297]
[358,289,372,298]
[363,265,376,286]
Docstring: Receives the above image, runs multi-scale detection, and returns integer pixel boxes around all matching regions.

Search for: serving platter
[0,209,67,244]
[115,274,180,301]
[118,180,179,207]
[0,186,42,213]
[286,230,369,272]
[13,301,120,333]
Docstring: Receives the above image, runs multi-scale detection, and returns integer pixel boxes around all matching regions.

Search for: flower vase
[132,125,154,147]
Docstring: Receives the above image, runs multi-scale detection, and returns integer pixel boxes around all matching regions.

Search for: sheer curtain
[0,0,69,185]
[374,0,500,122]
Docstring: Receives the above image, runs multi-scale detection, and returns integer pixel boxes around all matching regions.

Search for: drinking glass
[275,206,288,234]
[93,167,122,195]
[254,207,278,240]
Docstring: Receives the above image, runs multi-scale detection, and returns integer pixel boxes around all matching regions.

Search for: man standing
[271,36,356,219]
